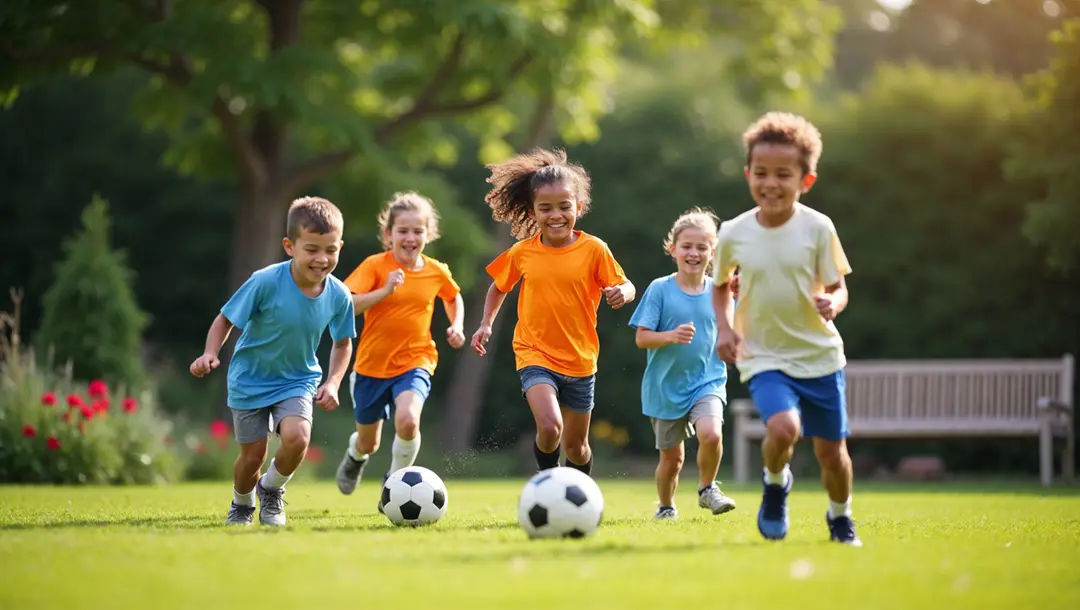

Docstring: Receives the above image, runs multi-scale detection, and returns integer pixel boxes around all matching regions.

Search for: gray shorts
[230,396,313,444]
[651,396,725,450]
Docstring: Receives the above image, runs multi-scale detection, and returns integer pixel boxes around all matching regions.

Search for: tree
[0,0,659,292]
[1008,18,1080,273]
[36,196,149,388]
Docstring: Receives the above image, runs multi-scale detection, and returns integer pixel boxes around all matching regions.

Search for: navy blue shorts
[349,368,431,425]
[518,365,595,413]
[748,370,849,441]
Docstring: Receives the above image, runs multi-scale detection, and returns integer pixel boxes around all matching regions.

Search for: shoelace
[761,485,787,520]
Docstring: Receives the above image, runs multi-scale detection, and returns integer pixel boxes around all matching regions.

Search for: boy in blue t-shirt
[190,196,356,527]
[628,208,737,520]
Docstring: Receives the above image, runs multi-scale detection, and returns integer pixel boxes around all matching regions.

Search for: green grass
[1,480,1078,609]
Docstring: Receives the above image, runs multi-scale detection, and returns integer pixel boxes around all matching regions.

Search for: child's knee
[395,413,420,438]
[659,449,684,472]
[536,419,563,444]
[278,420,311,454]
[697,427,722,447]
[765,411,800,447]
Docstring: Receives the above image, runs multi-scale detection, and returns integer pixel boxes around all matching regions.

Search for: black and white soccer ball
[518,467,604,539]
[381,466,448,527]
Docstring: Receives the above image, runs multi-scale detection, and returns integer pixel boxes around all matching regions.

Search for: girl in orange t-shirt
[470,148,635,475]
[335,192,465,511]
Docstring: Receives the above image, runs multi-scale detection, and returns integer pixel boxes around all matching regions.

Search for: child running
[470,148,635,475]
[628,207,737,520]
[713,111,861,546]
[335,192,464,513]
[191,196,355,526]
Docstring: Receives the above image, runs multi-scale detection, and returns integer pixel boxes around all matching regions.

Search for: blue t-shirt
[627,274,729,420]
[221,261,356,410]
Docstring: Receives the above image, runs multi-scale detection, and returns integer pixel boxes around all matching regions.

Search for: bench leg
[1039,419,1053,487]
[734,414,749,484]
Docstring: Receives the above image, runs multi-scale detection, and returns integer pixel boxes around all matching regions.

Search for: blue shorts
[518,366,595,414]
[747,370,849,441]
[349,369,431,425]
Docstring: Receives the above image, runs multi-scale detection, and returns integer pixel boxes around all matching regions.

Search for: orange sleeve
[342,257,379,295]
[485,247,521,293]
[437,263,461,301]
[594,241,629,289]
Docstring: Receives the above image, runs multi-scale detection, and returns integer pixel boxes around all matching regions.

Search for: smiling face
[283,227,342,287]
[669,226,714,279]
[530,182,579,247]
[746,143,817,223]
[385,210,429,268]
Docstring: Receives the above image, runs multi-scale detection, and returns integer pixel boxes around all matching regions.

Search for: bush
[0,291,181,484]
[35,195,148,389]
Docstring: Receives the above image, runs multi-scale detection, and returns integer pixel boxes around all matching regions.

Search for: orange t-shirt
[486,231,628,377]
[343,252,461,378]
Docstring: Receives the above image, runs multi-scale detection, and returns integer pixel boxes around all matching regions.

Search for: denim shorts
[518,365,596,413]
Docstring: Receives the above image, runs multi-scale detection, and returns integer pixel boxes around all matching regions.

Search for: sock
[534,441,561,471]
[829,497,852,519]
[698,483,716,495]
[233,487,255,507]
[659,505,675,511]
[347,431,367,462]
[259,458,292,490]
[563,454,594,476]
[389,433,421,474]
[764,465,790,486]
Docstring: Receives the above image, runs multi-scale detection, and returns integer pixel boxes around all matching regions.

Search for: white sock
[389,433,421,474]
[233,487,255,507]
[259,459,292,490]
[764,465,790,486]
[829,497,852,519]
[347,431,367,462]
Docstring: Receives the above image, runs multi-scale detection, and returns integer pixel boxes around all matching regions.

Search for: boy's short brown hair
[742,112,823,175]
[286,196,344,241]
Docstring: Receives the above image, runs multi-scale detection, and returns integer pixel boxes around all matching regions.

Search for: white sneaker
[698,484,737,515]
[256,482,287,526]
[654,506,678,520]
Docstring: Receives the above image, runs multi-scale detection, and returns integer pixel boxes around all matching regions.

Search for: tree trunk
[437,91,556,452]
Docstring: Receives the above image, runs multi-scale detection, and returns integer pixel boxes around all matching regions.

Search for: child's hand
[814,293,837,321]
[446,325,466,349]
[668,322,696,345]
[314,381,340,411]
[731,274,740,299]
[471,325,493,356]
[385,269,405,293]
[715,328,742,363]
[190,353,220,378]
[603,285,628,309]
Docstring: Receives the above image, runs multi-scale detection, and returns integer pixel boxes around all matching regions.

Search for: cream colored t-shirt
[713,203,852,382]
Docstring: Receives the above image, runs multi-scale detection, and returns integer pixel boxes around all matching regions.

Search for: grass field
[1,479,1078,609]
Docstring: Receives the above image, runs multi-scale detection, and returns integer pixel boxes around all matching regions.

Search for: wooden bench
[730,355,1075,487]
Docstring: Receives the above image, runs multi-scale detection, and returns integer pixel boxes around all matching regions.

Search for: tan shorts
[651,396,724,450]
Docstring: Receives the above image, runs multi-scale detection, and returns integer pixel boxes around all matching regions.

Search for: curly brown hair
[286,196,344,241]
[483,147,592,239]
[376,191,441,250]
[742,111,823,175]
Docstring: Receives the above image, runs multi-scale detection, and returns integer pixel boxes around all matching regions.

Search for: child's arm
[315,337,353,411]
[352,269,404,314]
[814,277,849,321]
[190,314,235,377]
[603,280,636,309]
[470,282,509,356]
[713,281,740,363]
[635,325,694,349]
[442,293,466,349]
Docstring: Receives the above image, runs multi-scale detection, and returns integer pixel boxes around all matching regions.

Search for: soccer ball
[381,466,448,527]
[518,467,604,539]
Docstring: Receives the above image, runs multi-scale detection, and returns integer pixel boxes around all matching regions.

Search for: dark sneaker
[336,452,367,495]
[226,502,255,526]
[826,512,863,547]
[256,482,287,526]
[653,506,678,520]
[757,471,793,540]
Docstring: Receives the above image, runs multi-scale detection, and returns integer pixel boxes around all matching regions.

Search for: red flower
[22,424,36,438]
[79,405,94,420]
[41,392,57,407]
[92,399,109,414]
[122,397,138,413]
[88,379,108,398]
[67,394,84,408]
[305,445,325,464]
[209,420,231,439]
[46,437,61,451]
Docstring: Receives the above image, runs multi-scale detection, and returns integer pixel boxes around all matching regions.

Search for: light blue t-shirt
[222,261,356,410]
[627,274,729,420]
